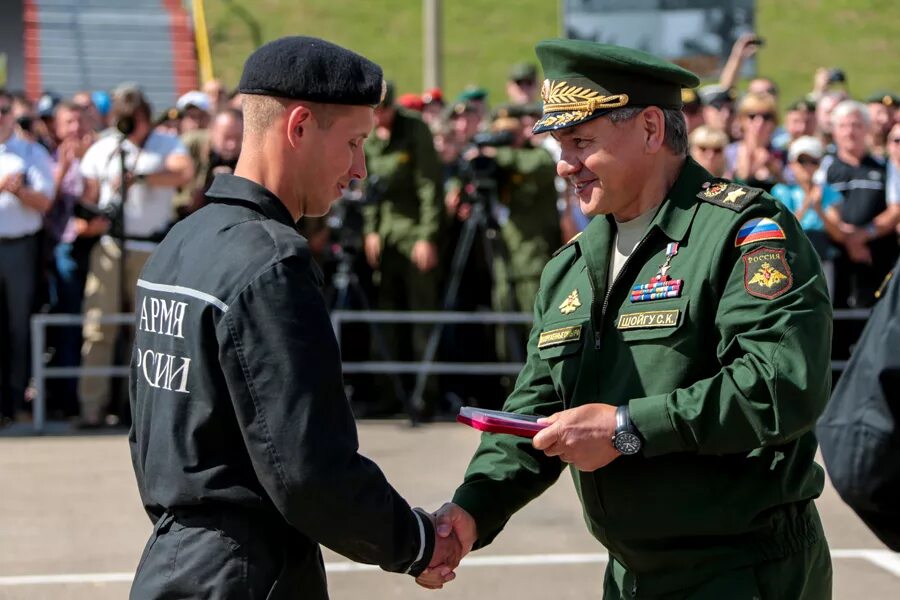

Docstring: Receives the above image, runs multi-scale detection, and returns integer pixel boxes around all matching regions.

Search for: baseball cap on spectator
[37,92,61,118]
[397,93,424,112]
[788,135,824,163]
[176,90,212,113]
[422,87,443,106]
[698,84,736,107]
[92,91,111,116]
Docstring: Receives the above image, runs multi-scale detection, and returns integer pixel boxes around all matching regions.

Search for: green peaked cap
[533,39,700,133]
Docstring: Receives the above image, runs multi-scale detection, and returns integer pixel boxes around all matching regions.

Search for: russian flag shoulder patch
[735,217,786,247]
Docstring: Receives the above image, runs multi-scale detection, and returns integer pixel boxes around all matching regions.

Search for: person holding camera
[0,89,55,426]
[77,86,193,427]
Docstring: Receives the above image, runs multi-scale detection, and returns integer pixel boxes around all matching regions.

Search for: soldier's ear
[286,104,313,148]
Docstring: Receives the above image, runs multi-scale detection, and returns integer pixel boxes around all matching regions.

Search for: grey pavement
[0,421,897,599]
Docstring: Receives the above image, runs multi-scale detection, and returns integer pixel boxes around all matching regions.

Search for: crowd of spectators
[1,34,898,426]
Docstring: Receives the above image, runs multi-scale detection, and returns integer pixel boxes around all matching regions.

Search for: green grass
[205,0,899,110]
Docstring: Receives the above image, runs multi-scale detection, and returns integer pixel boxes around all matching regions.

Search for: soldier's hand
[533,404,620,471]
[411,240,438,272]
[364,233,382,268]
[415,504,474,590]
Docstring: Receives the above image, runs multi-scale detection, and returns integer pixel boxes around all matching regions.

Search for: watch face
[614,432,642,455]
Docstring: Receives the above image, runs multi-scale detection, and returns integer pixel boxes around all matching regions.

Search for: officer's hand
[533,404,620,471]
[411,240,438,272]
[365,233,382,268]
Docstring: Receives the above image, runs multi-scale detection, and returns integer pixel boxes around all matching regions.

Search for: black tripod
[409,169,522,420]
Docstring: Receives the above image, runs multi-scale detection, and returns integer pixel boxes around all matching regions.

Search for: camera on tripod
[324,176,385,264]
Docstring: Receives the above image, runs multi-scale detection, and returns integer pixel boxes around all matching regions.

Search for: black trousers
[0,233,39,418]
[131,509,329,600]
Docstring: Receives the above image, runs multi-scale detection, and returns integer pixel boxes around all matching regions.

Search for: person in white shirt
[77,86,193,427]
[0,89,55,424]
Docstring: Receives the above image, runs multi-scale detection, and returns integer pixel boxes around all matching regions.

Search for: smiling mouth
[572,178,597,195]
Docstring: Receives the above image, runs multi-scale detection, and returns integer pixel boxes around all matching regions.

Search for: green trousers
[603,539,832,600]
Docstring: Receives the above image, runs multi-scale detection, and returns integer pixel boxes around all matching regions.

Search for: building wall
[0,0,26,90]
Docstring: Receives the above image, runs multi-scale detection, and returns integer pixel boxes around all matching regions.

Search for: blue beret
[238,36,385,106]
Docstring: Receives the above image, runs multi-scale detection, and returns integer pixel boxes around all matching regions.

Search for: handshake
[415,503,477,590]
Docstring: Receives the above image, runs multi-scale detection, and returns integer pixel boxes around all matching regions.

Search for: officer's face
[553,114,650,217]
[296,104,373,216]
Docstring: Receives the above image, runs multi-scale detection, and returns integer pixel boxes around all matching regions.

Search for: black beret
[238,36,385,106]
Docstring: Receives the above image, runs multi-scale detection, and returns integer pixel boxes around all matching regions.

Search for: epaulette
[552,231,582,257]
[696,180,762,212]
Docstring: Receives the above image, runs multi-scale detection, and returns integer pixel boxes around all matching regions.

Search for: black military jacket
[128,175,433,593]
[818,259,900,551]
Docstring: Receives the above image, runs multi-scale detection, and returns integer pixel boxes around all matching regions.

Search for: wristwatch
[612,405,642,455]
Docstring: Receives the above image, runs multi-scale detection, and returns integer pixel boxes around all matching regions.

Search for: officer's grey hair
[606,106,689,156]
[830,100,870,129]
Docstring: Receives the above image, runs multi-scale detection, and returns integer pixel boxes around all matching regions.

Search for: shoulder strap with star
[552,231,582,258]
[696,180,763,212]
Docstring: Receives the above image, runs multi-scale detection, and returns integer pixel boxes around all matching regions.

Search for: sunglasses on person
[796,155,820,166]
[746,112,776,122]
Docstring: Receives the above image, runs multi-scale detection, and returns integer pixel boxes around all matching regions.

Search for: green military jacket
[453,157,833,595]
[493,146,561,281]
[363,108,443,258]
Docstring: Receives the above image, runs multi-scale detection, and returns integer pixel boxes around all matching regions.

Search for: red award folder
[457,407,548,438]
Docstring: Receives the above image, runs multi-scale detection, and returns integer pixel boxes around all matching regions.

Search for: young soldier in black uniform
[128,37,460,599]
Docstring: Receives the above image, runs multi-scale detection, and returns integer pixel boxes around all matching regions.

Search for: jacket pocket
[537,320,586,405]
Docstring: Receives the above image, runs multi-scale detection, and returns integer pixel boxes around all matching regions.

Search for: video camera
[323,176,385,264]
[457,130,514,204]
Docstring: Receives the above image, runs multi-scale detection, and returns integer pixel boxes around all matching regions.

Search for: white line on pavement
[0,550,897,586]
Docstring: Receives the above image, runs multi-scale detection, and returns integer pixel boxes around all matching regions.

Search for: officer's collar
[206,174,298,229]
[648,156,707,242]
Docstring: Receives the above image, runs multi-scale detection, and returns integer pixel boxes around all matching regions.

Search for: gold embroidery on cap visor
[535,80,629,130]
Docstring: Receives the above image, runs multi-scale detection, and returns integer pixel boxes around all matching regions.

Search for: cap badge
[559,289,582,315]
[538,80,629,129]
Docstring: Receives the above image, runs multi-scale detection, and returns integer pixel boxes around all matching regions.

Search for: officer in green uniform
[363,83,443,409]
[420,40,833,598]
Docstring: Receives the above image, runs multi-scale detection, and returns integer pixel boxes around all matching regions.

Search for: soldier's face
[554,115,648,217]
[298,104,373,216]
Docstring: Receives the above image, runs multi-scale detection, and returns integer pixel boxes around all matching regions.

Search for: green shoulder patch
[552,231,583,257]
[697,181,761,212]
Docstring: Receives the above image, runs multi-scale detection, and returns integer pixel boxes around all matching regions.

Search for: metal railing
[27,308,872,433]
